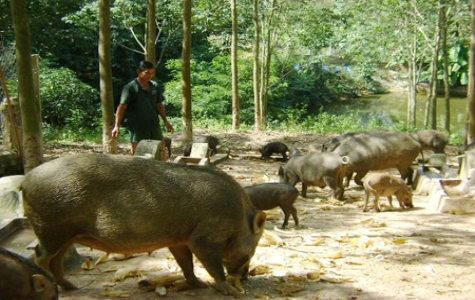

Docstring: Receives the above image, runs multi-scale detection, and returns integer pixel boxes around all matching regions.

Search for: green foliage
[7,67,101,133]
[40,68,101,131]
[164,53,367,125]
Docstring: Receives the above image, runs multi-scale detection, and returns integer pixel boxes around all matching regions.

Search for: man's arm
[112,104,128,138]
[157,102,174,133]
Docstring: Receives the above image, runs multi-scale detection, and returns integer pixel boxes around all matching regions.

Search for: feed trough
[439,179,474,198]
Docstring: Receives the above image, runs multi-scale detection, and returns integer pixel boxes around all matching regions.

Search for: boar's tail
[341,156,350,165]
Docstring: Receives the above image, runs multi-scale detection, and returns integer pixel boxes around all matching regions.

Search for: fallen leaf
[102,289,130,297]
[249,265,271,276]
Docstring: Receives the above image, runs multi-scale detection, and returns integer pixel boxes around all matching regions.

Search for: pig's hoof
[59,279,78,290]
[186,277,208,289]
[217,281,243,298]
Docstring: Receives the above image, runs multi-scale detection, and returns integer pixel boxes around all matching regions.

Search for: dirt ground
[43,129,475,300]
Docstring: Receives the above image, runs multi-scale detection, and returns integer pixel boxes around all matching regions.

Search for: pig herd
[0,129,448,299]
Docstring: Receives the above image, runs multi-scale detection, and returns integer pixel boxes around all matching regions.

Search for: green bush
[39,67,101,130]
[6,66,101,135]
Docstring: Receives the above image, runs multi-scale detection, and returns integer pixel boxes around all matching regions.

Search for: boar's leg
[36,243,77,290]
[373,194,382,212]
[354,171,368,186]
[280,204,298,229]
[168,245,207,288]
[387,195,394,208]
[362,190,371,212]
[188,243,243,298]
[398,166,414,185]
[301,183,308,198]
[282,153,288,162]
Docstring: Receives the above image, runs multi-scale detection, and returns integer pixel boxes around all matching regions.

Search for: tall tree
[182,0,192,144]
[231,0,240,130]
[146,0,156,64]
[252,0,261,130]
[10,0,43,172]
[440,1,451,132]
[467,0,475,144]
[98,0,116,153]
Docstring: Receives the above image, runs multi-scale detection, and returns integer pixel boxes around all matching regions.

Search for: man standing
[112,60,174,155]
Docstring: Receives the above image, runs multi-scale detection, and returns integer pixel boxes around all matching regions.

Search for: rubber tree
[181,0,192,144]
[98,0,116,153]
[10,0,43,172]
[231,0,240,130]
[467,0,475,145]
[252,0,261,131]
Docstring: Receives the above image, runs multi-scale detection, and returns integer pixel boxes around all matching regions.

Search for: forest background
[0,0,472,148]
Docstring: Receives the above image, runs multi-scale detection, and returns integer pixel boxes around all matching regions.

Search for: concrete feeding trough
[414,160,475,214]
[439,179,474,198]
[0,218,37,258]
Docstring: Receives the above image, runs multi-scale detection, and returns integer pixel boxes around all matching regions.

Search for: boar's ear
[32,274,47,292]
[253,211,267,233]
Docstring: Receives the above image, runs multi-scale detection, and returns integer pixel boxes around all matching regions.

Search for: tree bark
[182,0,193,144]
[440,3,451,133]
[253,0,261,131]
[146,0,157,65]
[467,0,475,145]
[10,0,43,172]
[424,4,441,130]
[99,0,116,153]
[231,0,240,130]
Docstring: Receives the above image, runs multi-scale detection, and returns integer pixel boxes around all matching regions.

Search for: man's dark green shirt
[120,79,163,132]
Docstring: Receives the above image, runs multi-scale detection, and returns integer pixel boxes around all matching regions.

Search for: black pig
[260,142,289,162]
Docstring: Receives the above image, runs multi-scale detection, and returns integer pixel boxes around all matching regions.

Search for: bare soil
[43,129,475,300]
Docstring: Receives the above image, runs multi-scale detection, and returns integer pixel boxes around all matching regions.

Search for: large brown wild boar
[328,130,421,186]
[21,154,266,298]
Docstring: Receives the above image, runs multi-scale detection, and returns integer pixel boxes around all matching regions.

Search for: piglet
[244,183,299,228]
[362,173,413,212]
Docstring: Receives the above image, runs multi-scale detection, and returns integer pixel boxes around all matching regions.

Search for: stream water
[326,91,468,134]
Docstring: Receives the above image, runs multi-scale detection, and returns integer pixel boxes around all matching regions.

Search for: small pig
[260,142,289,162]
[279,152,349,200]
[183,135,220,156]
[244,183,299,229]
[362,173,414,212]
[0,247,58,300]
[21,154,266,298]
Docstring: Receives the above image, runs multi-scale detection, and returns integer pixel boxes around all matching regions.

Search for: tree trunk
[99,0,116,154]
[253,0,261,131]
[466,0,475,145]
[10,0,43,172]
[408,58,417,126]
[146,0,156,65]
[260,0,277,128]
[231,0,240,130]
[440,4,451,133]
[424,7,441,130]
[182,0,193,145]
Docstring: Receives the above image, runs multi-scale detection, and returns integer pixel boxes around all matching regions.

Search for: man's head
[137,60,155,80]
